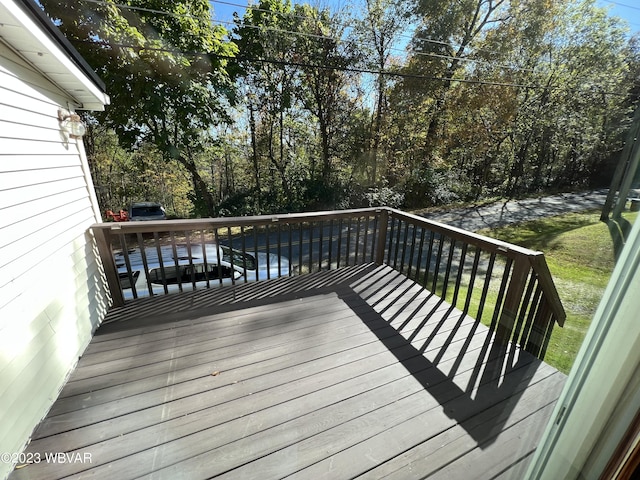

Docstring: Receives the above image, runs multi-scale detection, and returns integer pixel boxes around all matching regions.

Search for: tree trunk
[178,155,216,217]
[370,70,385,185]
[248,102,261,210]
[318,104,332,186]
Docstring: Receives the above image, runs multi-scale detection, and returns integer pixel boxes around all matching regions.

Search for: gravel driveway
[417,190,609,232]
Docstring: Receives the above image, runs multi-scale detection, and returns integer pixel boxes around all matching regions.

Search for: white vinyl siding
[0,39,109,479]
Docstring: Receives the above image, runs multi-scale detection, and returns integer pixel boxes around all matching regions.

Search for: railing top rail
[90,206,565,327]
[386,208,539,258]
[530,253,566,327]
[90,207,384,233]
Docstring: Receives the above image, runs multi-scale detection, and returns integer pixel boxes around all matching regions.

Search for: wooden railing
[382,209,565,359]
[91,207,565,359]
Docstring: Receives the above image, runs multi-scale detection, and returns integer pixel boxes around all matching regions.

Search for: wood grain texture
[9,266,566,480]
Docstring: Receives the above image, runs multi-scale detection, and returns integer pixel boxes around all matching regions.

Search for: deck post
[374,208,389,265]
[530,253,565,326]
[525,300,554,358]
[93,225,125,307]
[495,258,530,345]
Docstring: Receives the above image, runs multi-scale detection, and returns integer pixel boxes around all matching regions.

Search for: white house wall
[0,40,109,479]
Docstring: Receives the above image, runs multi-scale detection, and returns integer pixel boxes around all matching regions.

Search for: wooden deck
[10,264,566,480]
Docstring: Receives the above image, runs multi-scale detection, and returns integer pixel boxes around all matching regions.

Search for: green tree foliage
[234,0,299,211]
[353,0,411,185]
[40,0,237,216]
[40,0,640,217]
[233,0,362,210]
[470,0,629,197]
[84,125,193,218]
[385,0,633,205]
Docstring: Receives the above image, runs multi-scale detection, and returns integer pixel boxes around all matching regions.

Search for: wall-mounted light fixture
[58,109,86,138]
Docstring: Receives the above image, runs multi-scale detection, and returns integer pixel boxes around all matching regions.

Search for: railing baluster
[488,257,514,331]
[152,232,169,294]
[185,231,197,290]
[354,216,361,264]
[345,217,352,266]
[117,233,137,300]
[525,302,548,357]
[265,224,271,280]
[253,226,259,282]
[227,226,235,285]
[414,227,426,284]
[476,252,497,324]
[431,234,445,293]
[423,230,435,287]
[212,228,222,286]
[496,258,531,345]
[298,222,304,274]
[512,273,538,348]
[319,220,324,271]
[371,213,379,263]
[463,248,482,315]
[441,239,456,299]
[386,217,395,265]
[328,219,334,269]
[393,218,402,269]
[308,222,314,273]
[277,222,282,277]
[241,226,248,283]
[337,219,343,269]
[374,209,387,265]
[530,253,565,327]
[399,221,409,273]
[362,215,369,264]
[137,232,154,296]
[288,223,293,276]
[521,285,543,350]
[451,242,468,308]
[407,223,417,277]
[170,232,182,293]
[536,302,555,359]
[200,230,210,289]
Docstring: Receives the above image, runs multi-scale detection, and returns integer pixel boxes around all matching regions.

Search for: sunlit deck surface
[12,264,566,480]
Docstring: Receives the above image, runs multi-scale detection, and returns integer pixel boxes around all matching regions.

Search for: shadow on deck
[10,265,566,480]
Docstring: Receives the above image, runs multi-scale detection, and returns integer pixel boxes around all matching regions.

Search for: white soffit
[0,0,110,111]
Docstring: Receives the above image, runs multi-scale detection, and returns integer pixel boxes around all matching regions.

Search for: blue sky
[210,0,640,37]
[598,0,640,35]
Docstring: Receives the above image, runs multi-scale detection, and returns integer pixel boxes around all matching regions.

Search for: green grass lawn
[478,209,637,374]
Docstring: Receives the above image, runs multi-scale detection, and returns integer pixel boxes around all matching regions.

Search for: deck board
[10,264,566,480]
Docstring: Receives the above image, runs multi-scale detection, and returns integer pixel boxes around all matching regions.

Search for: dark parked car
[115,243,290,299]
[129,202,166,221]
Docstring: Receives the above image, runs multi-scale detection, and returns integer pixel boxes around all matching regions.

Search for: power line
[59,0,629,83]
[598,1,640,29]
[78,0,359,49]
[94,40,531,86]
[79,0,512,69]
[208,0,534,63]
[220,15,535,73]
[208,0,496,56]
[385,44,537,73]
[73,0,536,74]
[81,0,204,20]
[604,1,640,12]
[89,40,628,96]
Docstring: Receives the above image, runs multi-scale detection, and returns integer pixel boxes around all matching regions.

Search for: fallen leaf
[211,371,221,376]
